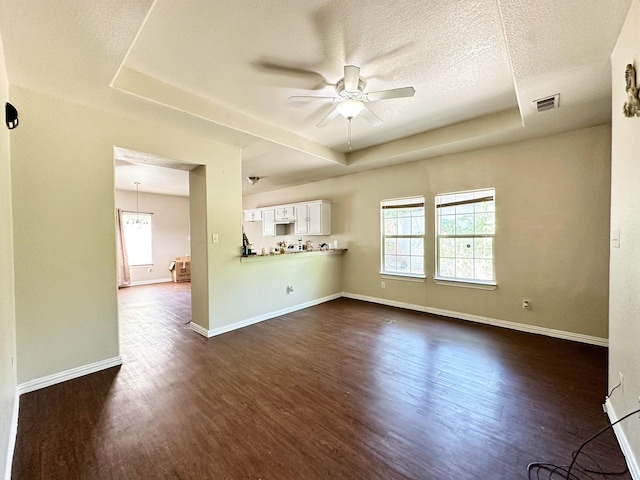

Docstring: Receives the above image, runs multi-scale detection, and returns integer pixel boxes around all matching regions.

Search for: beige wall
[610,0,640,463]
[0,29,18,479]
[115,190,190,284]
[10,86,240,384]
[245,125,612,340]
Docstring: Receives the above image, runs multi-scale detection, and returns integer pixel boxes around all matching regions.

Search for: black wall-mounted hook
[5,102,18,129]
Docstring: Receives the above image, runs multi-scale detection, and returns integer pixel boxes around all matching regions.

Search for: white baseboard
[129,278,173,286]
[342,292,608,347]
[190,293,343,338]
[3,392,19,480]
[17,356,123,395]
[605,398,640,480]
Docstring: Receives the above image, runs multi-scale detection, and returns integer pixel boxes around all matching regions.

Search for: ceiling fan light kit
[336,99,364,119]
[289,65,415,150]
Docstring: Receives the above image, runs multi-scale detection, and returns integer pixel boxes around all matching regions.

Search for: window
[122,212,153,266]
[435,188,495,284]
[381,196,425,277]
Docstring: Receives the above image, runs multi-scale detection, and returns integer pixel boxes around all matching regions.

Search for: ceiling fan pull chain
[348,117,352,150]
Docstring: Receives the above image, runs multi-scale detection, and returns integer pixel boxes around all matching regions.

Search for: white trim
[189,293,343,338]
[342,292,608,347]
[17,356,123,395]
[3,392,19,480]
[380,274,426,283]
[605,398,640,480]
[434,278,497,290]
[189,322,210,337]
[129,278,173,286]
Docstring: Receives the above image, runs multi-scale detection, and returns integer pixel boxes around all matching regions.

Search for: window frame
[434,188,496,288]
[380,196,426,279]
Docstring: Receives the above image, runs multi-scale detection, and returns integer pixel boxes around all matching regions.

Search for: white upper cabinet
[262,209,277,236]
[294,201,331,235]
[274,205,295,222]
[243,209,262,222]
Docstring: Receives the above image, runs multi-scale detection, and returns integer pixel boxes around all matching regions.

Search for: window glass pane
[439,258,455,277]
[439,238,455,257]
[384,255,396,272]
[398,217,412,235]
[439,205,455,215]
[439,215,455,235]
[410,238,424,256]
[475,259,493,281]
[122,213,152,266]
[474,238,493,259]
[456,258,474,279]
[384,209,398,218]
[455,238,474,258]
[410,256,424,274]
[412,217,425,235]
[397,238,411,255]
[455,203,474,215]
[385,238,397,254]
[384,218,397,235]
[475,213,495,234]
[455,215,474,234]
[396,256,410,273]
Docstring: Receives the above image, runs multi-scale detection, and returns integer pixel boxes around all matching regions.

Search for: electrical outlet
[620,372,624,394]
[522,299,531,309]
[381,281,386,289]
[287,285,294,295]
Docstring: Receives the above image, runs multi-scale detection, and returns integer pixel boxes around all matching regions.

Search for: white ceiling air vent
[532,94,560,113]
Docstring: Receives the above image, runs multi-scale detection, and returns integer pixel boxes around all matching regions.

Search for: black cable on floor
[527,407,639,480]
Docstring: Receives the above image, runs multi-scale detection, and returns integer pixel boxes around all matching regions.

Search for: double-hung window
[381,196,425,277]
[435,188,495,285]
[122,211,153,266]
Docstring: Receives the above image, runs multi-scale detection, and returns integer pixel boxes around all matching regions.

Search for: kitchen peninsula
[240,248,347,263]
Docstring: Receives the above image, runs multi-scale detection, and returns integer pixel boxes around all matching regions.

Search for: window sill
[434,278,497,290]
[380,273,426,283]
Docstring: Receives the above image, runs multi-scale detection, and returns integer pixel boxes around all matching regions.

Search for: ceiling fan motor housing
[336,78,367,99]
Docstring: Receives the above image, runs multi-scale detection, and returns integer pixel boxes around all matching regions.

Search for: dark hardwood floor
[12,283,629,479]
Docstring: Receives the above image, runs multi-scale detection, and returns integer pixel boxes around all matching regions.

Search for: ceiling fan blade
[344,65,360,93]
[317,108,340,127]
[253,59,329,90]
[364,86,416,102]
[289,96,339,103]
[359,105,383,126]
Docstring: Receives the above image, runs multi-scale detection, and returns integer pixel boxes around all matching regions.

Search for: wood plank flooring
[12,282,630,479]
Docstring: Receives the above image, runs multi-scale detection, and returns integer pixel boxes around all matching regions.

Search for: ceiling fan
[289,65,415,148]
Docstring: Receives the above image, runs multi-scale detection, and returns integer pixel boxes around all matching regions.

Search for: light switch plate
[611,230,620,248]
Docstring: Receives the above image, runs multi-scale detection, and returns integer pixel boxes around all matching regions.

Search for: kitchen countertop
[240,249,347,263]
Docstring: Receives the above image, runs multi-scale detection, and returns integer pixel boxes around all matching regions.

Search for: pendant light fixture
[127,181,149,227]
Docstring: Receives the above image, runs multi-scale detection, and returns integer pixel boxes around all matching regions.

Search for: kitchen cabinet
[243,209,262,222]
[294,201,331,235]
[274,205,295,222]
[262,209,285,236]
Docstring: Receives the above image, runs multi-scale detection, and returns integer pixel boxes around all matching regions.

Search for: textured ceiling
[0,0,632,196]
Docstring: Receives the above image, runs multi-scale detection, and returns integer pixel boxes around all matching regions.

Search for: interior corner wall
[0,29,18,480]
[115,190,190,284]
[9,86,240,385]
[244,124,612,341]
[609,0,640,465]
